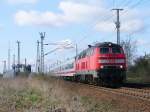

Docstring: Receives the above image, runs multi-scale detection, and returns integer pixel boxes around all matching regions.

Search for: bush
[127,55,150,83]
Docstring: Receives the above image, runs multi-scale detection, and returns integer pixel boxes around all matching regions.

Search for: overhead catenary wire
[127,0,145,9]
[105,0,146,22]
[119,0,133,8]
[121,0,145,16]
[113,0,116,8]
[111,0,146,17]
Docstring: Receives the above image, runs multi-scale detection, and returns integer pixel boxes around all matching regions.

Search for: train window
[78,53,82,59]
[91,48,94,55]
[78,48,94,58]
[86,48,91,56]
[100,47,109,54]
[112,47,122,54]
[87,48,94,56]
[82,51,86,58]
[69,63,73,68]
[77,55,80,60]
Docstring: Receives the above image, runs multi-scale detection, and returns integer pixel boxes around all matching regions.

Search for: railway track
[110,87,150,101]
[73,82,150,102]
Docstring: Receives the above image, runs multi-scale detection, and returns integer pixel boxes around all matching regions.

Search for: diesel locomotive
[51,42,126,86]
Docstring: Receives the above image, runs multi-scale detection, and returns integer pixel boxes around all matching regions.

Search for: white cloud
[8,0,37,4]
[95,19,144,33]
[95,21,115,33]
[14,0,145,34]
[95,8,144,34]
[15,11,64,26]
[121,20,144,33]
[59,1,104,23]
[15,1,104,26]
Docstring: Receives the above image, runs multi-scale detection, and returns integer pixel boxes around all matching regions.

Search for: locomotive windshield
[112,47,122,54]
[100,46,123,54]
[100,47,109,54]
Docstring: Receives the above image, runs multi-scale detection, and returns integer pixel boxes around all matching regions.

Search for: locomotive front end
[97,42,126,84]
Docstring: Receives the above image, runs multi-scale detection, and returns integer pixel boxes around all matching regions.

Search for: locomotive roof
[94,42,121,48]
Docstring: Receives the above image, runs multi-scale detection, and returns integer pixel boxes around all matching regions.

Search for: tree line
[121,39,150,83]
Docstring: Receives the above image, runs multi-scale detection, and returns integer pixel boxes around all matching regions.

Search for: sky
[0,0,150,72]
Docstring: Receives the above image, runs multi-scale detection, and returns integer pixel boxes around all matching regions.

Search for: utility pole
[25,58,27,66]
[112,9,123,45]
[36,40,40,73]
[40,32,45,74]
[8,42,11,71]
[13,54,15,66]
[3,60,7,74]
[13,54,16,73]
[75,44,78,59]
[17,41,20,72]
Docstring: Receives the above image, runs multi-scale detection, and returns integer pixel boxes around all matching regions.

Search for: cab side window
[82,51,86,58]
[87,48,94,56]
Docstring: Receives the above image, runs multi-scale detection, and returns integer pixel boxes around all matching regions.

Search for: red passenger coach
[74,42,126,85]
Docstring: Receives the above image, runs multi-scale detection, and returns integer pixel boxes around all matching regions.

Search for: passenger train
[51,42,126,86]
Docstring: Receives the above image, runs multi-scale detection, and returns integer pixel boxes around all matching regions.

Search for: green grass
[127,73,150,83]
[0,76,126,112]
[81,96,114,112]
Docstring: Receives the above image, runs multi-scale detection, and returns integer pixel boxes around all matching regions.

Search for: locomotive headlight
[100,65,104,69]
[120,65,123,69]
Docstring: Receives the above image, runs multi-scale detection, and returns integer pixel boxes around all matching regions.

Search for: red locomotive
[51,42,126,86]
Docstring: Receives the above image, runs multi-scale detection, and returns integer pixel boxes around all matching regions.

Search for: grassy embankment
[126,55,150,84]
[0,75,121,112]
[127,71,150,84]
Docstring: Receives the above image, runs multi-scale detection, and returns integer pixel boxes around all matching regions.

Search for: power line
[115,0,128,8]
[103,0,145,29]
[113,0,116,8]
[121,0,145,19]
[102,0,145,23]
[119,0,133,8]
[129,0,144,9]
[44,48,60,56]
[113,0,146,17]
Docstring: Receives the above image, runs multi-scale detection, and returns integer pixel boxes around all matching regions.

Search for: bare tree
[121,38,137,67]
